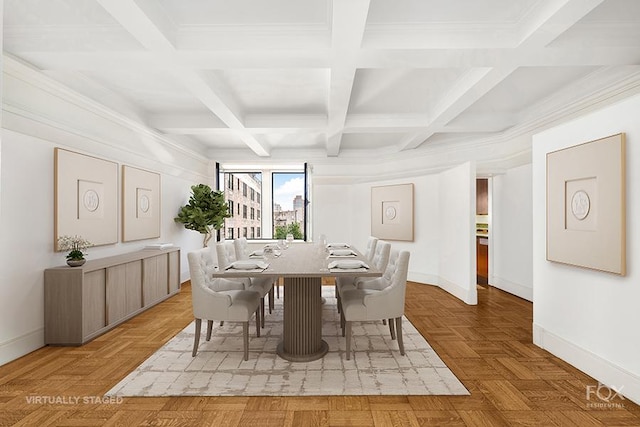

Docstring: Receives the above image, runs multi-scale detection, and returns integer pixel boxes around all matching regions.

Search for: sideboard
[44,247,181,345]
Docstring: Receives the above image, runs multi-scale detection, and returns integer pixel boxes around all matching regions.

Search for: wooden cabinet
[476,237,488,285]
[44,248,180,345]
[476,178,488,214]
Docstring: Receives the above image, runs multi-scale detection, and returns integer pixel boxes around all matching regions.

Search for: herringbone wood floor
[1,281,638,426]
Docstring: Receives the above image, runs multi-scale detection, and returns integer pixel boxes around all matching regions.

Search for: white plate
[328,260,368,269]
[330,249,355,256]
[227,260,268,270]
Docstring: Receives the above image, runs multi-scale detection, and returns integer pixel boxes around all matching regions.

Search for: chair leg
[220,321,224,326]
[340,311,346,337]
[268,287,274,313]
[261,298,266,328]
[206,320,214,341]
[345,320,352,360]
[276,282,280,298]
[192,318,202,357]
[395,317,405,356]
[243,321,249,361]
[388,318,396,340]
[255,308,261,338]
[337,291,342,314]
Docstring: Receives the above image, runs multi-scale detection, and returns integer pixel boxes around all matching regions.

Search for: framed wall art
[122,165,161,241]
[546,133,626,275]
[54,148,118,250]
[371,183,414,241]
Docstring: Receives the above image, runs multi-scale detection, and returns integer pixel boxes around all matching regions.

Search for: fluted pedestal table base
[276,276,328,362]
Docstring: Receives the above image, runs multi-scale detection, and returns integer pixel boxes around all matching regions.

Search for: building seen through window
[220,169,306,240]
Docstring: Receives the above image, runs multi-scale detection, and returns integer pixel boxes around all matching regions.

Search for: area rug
[106,287,469,397]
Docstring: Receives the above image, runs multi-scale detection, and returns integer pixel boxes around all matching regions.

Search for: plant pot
[67,258,86,267]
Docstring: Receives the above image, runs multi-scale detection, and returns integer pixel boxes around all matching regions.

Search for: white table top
[211,242,382,278]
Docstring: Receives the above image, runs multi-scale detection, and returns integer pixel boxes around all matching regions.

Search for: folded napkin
[329,249,356,257]
[327,242,350,249]
[328,260,369,270]
[249,250,264,258]
[226,260,269,271]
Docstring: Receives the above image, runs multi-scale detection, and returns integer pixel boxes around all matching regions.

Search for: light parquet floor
[1,281,638,426]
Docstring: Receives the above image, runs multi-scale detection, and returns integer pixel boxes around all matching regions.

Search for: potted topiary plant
[174,184,231,247]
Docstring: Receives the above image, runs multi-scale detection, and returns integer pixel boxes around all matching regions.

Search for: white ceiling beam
[96,0,270,157]
[326,0,371,157]
[96,0,176,52]
[517,0,606,48]
[397,0,607,153]
[399,67,515,151]
[22,44,640,74]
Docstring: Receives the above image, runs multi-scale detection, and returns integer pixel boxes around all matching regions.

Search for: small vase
[67,258,86,267]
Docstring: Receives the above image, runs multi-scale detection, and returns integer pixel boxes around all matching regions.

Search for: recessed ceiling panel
[340,133,407,150]
[158,0,330,25]
[462,66,598,116]
[191,133,249,150]
[3,0,144,52]
[367,0,540,24]
[348,68,464,115]
[82,69,209,114]
[256,133,325,150]
[550,0,640,47]
[216,69,329,115]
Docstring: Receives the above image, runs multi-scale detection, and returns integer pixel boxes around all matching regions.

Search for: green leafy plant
[57,235,92,260]
[174,184,231,247]
[275,222,303,240]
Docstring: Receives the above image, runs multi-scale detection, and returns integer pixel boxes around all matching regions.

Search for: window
[218,165,307,240]
[272,172,306,240]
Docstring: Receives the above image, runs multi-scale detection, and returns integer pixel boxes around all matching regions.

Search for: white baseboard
[533,323,640,405]
[490,276,533,301]
[0,328,44,367]
[407,271,438,285]
[437,276,477,305]
[406,272,477,304]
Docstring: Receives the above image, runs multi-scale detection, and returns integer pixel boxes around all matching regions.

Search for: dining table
[211,242,382,362]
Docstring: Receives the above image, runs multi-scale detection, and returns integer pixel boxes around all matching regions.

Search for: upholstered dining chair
[333,236,378,300]
[216,241,274,328]
[234,237,279,303]
[339,250,410,360]
[187,248,261,360]
[336,240,391,313]
[365,236,379,262]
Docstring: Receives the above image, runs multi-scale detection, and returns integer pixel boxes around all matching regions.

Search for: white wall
[532,93,640,405]
[438,162,477,305]
[491,163,533,301]
[311,184,355,244]
[312,163,478,304]
[0,59,211,366]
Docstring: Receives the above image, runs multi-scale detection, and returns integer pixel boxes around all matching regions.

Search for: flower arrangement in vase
[57,235,92,267]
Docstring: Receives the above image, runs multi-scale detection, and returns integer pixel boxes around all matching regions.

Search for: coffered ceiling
[4,0,640,171]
